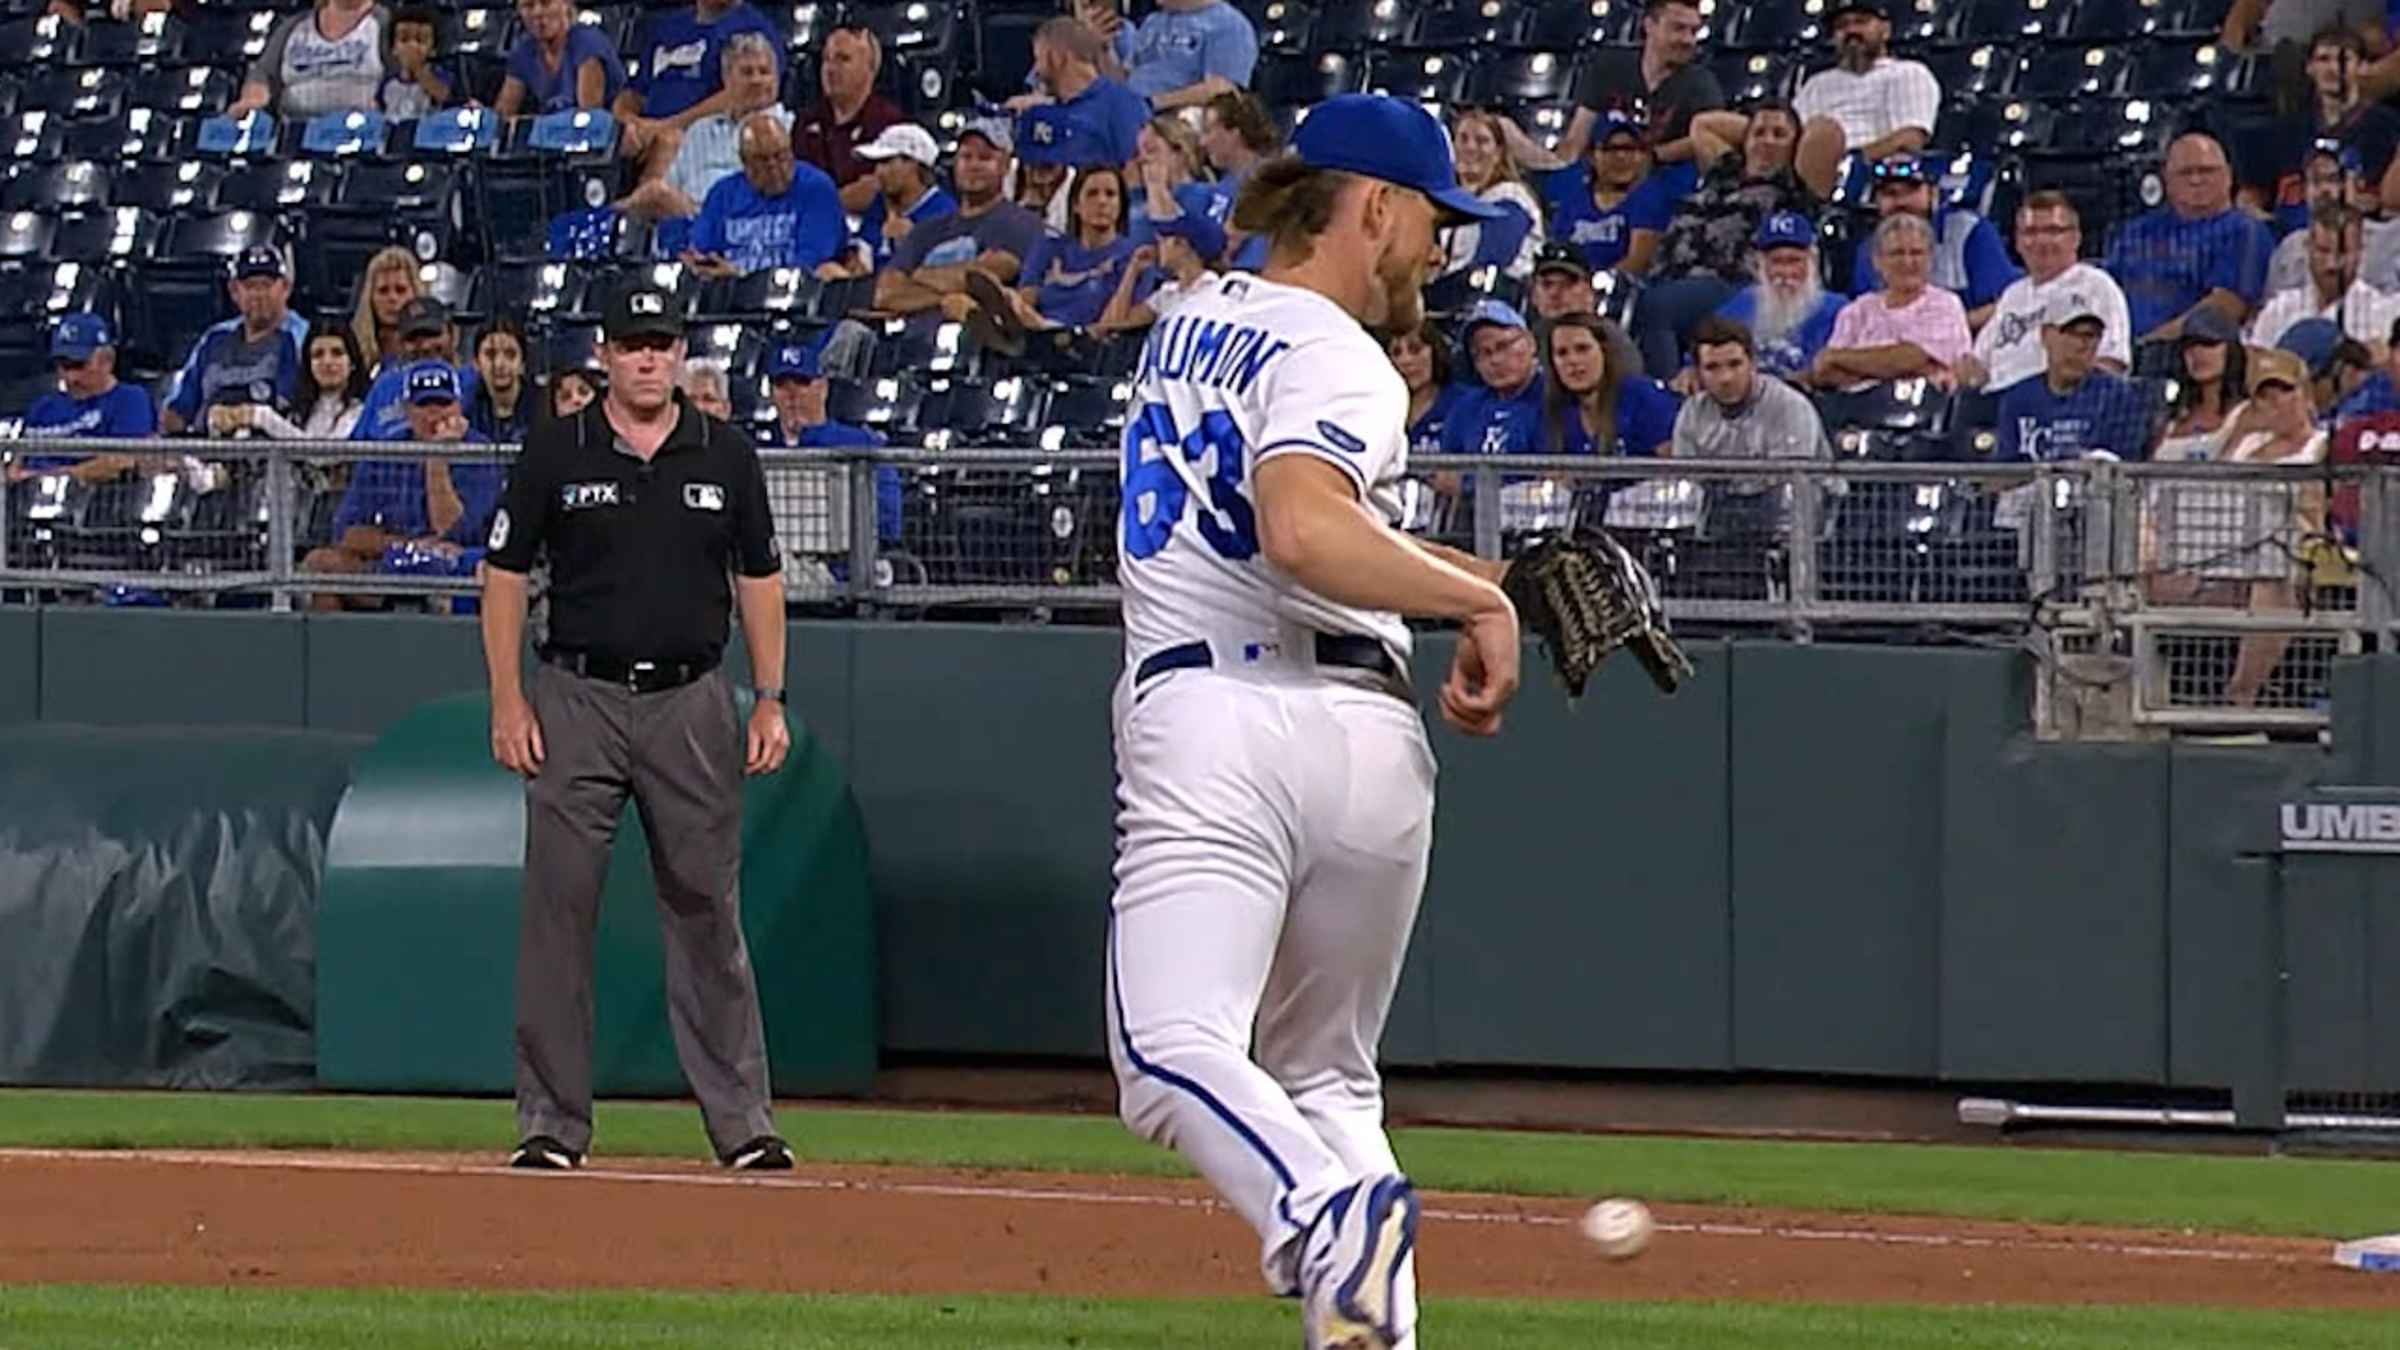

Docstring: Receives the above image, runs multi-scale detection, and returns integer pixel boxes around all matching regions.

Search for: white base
[2332,1234,2400,1273]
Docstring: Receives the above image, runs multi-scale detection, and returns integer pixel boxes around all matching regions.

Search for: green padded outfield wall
[315,691,876,1096]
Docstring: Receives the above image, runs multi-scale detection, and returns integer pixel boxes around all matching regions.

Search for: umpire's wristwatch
[755,688,786,705]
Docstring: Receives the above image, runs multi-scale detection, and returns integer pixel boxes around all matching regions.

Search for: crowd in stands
[0,0,2388,630]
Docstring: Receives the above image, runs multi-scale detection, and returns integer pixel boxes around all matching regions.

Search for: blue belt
[1134,633,1400,686]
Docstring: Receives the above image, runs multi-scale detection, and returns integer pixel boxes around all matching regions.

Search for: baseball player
[1106,94,1523,1350]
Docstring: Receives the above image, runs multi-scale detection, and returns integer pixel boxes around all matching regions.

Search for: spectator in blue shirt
[1198,89,1277,266]
[843,122,959,275]
[1111,0,1258,112]
[2336,313,2400,418]
[1387,320,1467,459]
[1711,211,1848,385]
[496,0,626,119]
[1543,311,1677,457]
[353,298,484,441]
[379,6,459,119]
[1515,110,1674,276]
[682,112,848,278]
[1014,16,1151,174]
[15,312,155,482]
[613,0,783,198]
[1442,301,1548,456]
[1996,301,2156,462]
[161,246,311,437]
[303,361,503,609]
[760,343,899,542]
[1849,155,2021,329]
[2105,133,2274,348]
[961,165,1139,356]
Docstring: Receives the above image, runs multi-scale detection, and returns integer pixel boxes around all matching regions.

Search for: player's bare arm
[1255,456,1520,735]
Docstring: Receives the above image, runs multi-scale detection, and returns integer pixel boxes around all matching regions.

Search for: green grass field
[0,1089,2391,1238]
[6,1090,2396,1348]
[3,1286,2397,1350]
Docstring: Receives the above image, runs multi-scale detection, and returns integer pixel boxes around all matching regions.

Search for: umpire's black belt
[541,646,720,693]
[1135,633,1401,686]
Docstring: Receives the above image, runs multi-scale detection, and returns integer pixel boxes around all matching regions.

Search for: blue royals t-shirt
[691,159,847,273]
[21,382,156,469]
[1019,232,1140,328]
[1017,76,1149,168]
[1537,165,1674,272]
[854,186,958,272]
[630,2,782,120]
[506,25,626,114]
[1714,286,1848,380]
[1996,371,2154,462]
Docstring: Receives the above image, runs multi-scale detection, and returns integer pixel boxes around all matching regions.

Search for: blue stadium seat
[1,159,111,214]
[2009,45,2129,100]
[1466,50,1578,108]
[1361,50,1470,104]
[130,67,236,117]
[113,160,225,213]
[49,206,157,264]
[215,159,340,213]
[22,69,130,122]
[1949,0,2072,43]
[1316,0,1412,51]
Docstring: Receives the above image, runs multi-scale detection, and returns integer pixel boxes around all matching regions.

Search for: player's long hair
[1539,313,1643,456]
[1230,155,1348,266]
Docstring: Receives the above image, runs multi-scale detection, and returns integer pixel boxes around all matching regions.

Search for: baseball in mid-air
[1580,1197,1654,1260]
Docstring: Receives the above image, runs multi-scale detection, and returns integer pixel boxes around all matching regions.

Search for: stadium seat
[113,160,224,213]
[1412,0,1534,50]
[866,318,976,380]
[1716,2,1824,53]
[130,67,236,117]
[1920,44,2014,101]
[0,12,72,68]
[2063,0,2157,42]
[853,0,961,61]
[0,260,107,328]
[61,109,190,163]
[1711,50,1798,105]
[2146,0,2226,39]
[1040,375,1130,449]
[0,209,56,264]
[537,322,604,376]
[2125,39,2235,100]
[1467,50,1578,108]
[1256,4,1317,56]
[2028,99,2171,161]
[0,111,63,163]
[1949,0,2071,43]
[183,11,276,68]
[970,6,1044,97]
[684,320,775,379]
[828,373,930,437]
[1361,51,1470,105]
[1316,0,1412,51]
[2009,46,2129,101]
[471,259,606,323]
[215,160,340,213]
[48,206,156,265]
[1521,0,1621,50]
[21,69,129,123]
[121,263,235,372]
[1255,51,1364,112]
[696,268,820,324]
[1,160,111,214]
[77,13,186,66]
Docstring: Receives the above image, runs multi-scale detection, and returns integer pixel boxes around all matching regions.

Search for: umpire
[480,278,796,1172]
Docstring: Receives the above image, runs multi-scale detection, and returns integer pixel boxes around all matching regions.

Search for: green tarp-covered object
[0,724,366,1088]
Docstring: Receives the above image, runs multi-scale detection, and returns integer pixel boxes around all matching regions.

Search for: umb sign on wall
[2278,788,2400,854]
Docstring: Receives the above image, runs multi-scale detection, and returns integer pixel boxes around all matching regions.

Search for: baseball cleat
[722,1134,795,1171]
[508,1135,582,1170]
[1302,1173,1420,1350]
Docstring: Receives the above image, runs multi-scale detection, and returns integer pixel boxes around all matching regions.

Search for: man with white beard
[1956,191,2131,395]
[1699,212,1845,385]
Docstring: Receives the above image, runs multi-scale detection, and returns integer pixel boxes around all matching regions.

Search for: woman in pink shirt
[1812,213,1971,390]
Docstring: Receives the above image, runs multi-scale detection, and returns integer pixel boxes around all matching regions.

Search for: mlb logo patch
[684,482,727,512]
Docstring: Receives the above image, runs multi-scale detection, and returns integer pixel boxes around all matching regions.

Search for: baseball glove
[1499,527,1694,697]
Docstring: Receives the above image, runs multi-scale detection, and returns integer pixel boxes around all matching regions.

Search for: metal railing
[5,435,2395,733]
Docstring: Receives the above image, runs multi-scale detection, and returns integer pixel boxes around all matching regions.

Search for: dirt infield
[4,1150,2395,1310]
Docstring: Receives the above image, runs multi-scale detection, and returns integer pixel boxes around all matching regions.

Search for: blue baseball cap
[2277,317,2344,379]
[768,342,822,381]
[403,360,461,406]
[1463,297,1530,337]
[51,311,114,360]
[1154,182,1229,263]
[1293,94,1503,224]
[1754,210,1816,252]
[232,244,286,280]
[1593,109,1645,145]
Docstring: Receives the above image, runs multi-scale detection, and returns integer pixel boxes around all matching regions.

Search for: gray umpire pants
[514,663,775,1158]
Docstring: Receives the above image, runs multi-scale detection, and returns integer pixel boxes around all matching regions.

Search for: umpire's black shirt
[485,394,780,665]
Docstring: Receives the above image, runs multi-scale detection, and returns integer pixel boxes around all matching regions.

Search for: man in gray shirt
[1671,316,1832,464]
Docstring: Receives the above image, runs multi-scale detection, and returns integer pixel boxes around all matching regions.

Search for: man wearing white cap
[844,122,959,276]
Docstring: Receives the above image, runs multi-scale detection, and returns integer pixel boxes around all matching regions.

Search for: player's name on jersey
[1138,312,1294,395]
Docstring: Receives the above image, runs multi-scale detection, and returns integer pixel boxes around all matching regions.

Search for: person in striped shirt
[1791,0,1939,205]
[620,30,786,237]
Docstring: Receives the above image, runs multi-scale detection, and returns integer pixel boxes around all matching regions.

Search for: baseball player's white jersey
[1107,271,1434,1316]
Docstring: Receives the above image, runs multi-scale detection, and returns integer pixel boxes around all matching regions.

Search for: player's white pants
[1105,664,1434,1297]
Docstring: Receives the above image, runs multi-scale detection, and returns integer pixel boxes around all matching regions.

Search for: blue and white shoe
[1301,1173,1420,1350]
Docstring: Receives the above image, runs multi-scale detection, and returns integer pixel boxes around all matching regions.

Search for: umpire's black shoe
[723,1134,795,1171]
[509,1135,583,1170]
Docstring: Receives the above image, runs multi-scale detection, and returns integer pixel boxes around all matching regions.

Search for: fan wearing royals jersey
[1107,93,1521,1350]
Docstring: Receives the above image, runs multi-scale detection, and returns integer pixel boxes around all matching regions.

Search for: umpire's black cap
[602,281,683,343]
